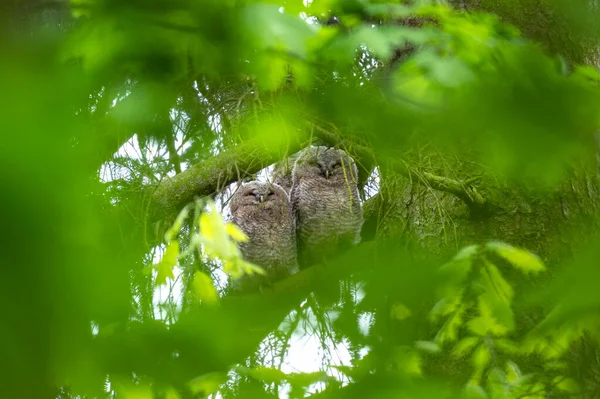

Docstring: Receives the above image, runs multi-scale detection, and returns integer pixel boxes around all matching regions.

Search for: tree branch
[399,164,487,210]
[311,123,487,210]
[150,134,305,221]
[149,125,486,228]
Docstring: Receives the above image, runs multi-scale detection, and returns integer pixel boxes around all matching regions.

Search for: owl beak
[325,169,330,179]
[259,194,265,203]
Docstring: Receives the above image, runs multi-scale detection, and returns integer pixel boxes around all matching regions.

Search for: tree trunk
[376,162,600,264]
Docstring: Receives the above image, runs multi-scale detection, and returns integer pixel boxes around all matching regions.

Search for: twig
[399,163,487,210]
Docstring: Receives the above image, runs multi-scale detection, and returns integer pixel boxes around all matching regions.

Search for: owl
[229,181,298,293]
[290,146,363,269]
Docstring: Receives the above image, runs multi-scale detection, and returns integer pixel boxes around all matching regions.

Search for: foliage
[2,0,600,398]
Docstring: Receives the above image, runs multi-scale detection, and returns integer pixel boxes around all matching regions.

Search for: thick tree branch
[311,124,486,210]
[151,134,305,220]
[149,125,486,229]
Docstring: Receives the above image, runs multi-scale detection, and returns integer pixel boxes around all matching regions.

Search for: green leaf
[391,346,422,376]
[198,201,246,264]
[390,303,412,320]
[435,305,465,344]
[353,26,424,60]
[555,376,579,393]
[466,316,489,336]
[340,352,376,381]
[114,381,153,399]
[224,258,265,280]
[165,206,190,242]
[225,223,248,243]
[481,260,514,303]
[413,50,475,88]
[430,293,463,321]
[70,0,93,18]
[496,339,521,356]
[188,372,227,396]
[192,271,219,304]
[476,292,513,335]
[455,244,480,261]
[252,54,289,92]
[464,383,488,399]
[415,340,441,354]
[331,365,354,379]
[247,367,287,384]
[505,360,522,383]
[242,4,315,59]
[164,387,180,399]
[472,344,490,370]
[156,240,179,286]
[452,336,480,357]
[439,244,479,285]
[486,241,546,274]
[475,262,515,334]
[287,371,334,387]
[241,2,316,89]
[486,367,506,398]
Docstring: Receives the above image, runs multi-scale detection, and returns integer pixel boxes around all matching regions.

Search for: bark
[377,161,600,263]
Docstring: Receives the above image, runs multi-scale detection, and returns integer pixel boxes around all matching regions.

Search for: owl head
[230,181,289,214]
[293,146,358,183]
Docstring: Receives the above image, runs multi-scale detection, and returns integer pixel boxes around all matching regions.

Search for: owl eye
[332,161,342,169]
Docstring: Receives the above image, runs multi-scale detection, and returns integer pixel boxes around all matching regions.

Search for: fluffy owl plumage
[291,146,363,268]
[271,151,301,194]
[229,181,298,292]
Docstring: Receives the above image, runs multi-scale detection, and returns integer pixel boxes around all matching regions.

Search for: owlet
[290,146,363,268]
[229,181,298,292]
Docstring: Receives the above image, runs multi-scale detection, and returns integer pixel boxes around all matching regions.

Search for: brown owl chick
[291,146,363,269]
[229,181,298,293]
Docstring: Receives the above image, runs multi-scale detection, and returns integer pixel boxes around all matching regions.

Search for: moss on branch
[151,134,304,220]
[401,166,487,210]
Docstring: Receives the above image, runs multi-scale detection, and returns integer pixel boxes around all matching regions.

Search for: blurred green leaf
[245,366,287,383]
[472,344,490,370]
[486,242,546,274]
[452,337,480,357]
[391,302,412,320]
[156,240,179,286]
[188,372,228,396]
[415,340,441,354]
[192,271,219,304]
[392,346,422,376]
